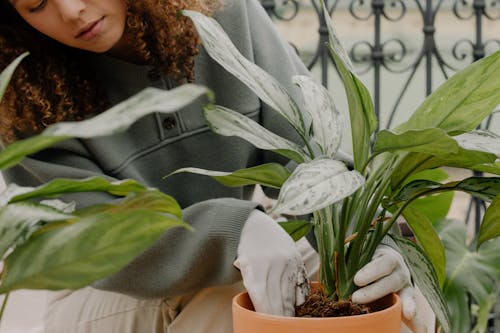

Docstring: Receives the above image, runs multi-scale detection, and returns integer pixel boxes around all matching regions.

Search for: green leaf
[390,235,451,333]
[471,162,500,175]
[391,150,496,190]
[169,163,290,189]
[408,192,454,225]
[374,128,460,156]
[183,10,306,135]
[401,206,446,285]
[0,85,208,171]
[203,104,307,163]
[477,194,500,248]
[0,135,69,171]
[292,75,342,157]
[0,52,29,101]
[322,2,376,171]
[278,220,312,241]
[0,191,189,293]
[272,158,364,215]
[396,51,500,133]
[0,203,73,258]
[439,220,500,333]
[0,177,145,205]
[392,177,500,204]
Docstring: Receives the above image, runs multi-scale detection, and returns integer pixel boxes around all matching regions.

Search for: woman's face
[11,0,127,53]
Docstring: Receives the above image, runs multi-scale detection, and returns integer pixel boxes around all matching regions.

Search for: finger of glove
[403,312,431,333]
[239,260,273,315]
[399,286,417,320]
[295,264,310,306]
[352,271,405,304]
[278,259,299,316]
[354,254,398,287]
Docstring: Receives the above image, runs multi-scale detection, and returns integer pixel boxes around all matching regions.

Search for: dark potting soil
[295,289,371,318]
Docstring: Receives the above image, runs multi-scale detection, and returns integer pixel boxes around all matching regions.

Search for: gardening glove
[352,244,434,333]
[234,209,310,316]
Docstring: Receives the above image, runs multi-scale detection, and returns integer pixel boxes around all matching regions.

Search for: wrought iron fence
[260,0,500,331]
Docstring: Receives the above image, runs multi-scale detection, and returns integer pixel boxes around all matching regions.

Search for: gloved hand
[352,244,435,333]
[234,209,310,316]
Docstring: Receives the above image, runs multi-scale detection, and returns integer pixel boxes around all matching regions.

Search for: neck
[105,30,147,65]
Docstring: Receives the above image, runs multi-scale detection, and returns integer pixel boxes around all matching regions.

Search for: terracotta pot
[232,282,401,333]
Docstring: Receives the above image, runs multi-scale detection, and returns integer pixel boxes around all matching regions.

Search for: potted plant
[0,54,210,321]
[171,5,500,333]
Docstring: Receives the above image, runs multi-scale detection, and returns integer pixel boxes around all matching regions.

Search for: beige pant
[43,238,320,333]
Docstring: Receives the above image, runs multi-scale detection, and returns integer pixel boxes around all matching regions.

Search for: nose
[52,0,86,22]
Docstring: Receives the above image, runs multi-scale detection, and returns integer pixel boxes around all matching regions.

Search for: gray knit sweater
[2,0,311,299]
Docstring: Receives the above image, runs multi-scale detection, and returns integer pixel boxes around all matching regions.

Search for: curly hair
[0,0,222,144]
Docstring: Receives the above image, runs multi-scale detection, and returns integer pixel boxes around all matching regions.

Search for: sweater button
[162,116,177,130]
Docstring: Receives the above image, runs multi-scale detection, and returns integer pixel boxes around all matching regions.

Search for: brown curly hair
[0,0,222,144]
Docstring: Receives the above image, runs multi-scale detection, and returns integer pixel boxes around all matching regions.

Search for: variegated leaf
[169,163,290,189]
[44,86,207,137]
[0,191,188,293]
[183,10,306,135]
[402,206,446,285]
[0,52,29,100]
[204,105,308,163]
[272,158,364,215]
[453,130,500,156]
[322,2,377,171]
[389,235,451,333]
[0,203,73,258]
[0,86,207,170]
[293,75,342,157]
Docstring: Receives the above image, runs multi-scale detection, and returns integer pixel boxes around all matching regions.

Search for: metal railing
[260,0,500,331]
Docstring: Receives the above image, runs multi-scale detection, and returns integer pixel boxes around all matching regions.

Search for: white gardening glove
[352,244,435,333]
[234,209,309,316]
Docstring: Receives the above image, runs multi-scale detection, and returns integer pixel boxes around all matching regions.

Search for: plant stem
[0,292,9,322]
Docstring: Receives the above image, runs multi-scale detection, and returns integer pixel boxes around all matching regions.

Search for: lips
[76,17,104,40]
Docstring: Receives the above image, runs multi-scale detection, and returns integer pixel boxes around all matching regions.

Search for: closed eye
[29,0,47,13]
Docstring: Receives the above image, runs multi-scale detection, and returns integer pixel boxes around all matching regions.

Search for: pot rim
[232,290,401,322]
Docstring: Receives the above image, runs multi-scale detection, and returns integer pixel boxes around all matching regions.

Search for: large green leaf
[374,128,460,156]
[0,191,189,293]
[0,85,208,170]
[391,177,500,204]
[438,220,500,333]
[396,51,500,133]
[477,194,500,249]
[322,2,376,171]
[401,206,446,285]
[471,162,500,175]
[391,150,496,190]
[272,158,364,215]
[203,104,308,163]
[0,52,29,101]
[400,169,454,224]
[0,177,140,203]
[292,75,342,157]
[169,163,290,189]
[0,203,73,258]
[390,235,451,333]
[183,10,306,135]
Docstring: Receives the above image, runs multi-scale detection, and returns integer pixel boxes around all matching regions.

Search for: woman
[0,1,429,332]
